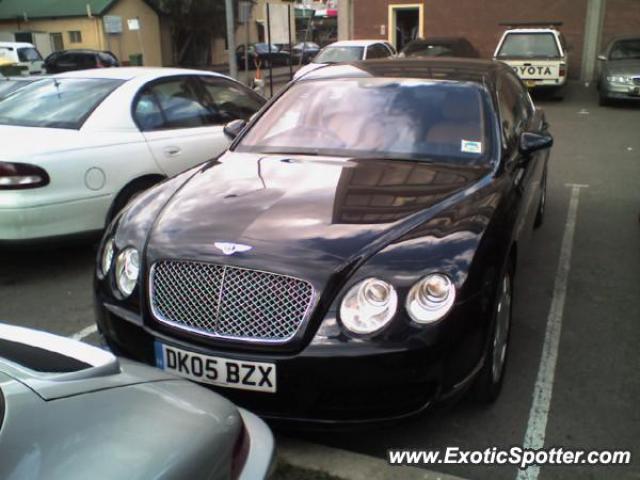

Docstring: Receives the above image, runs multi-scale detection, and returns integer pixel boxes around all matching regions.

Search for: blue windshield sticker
[461,140,483,154]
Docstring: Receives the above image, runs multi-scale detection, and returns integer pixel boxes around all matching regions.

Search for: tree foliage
[149,0,239,66]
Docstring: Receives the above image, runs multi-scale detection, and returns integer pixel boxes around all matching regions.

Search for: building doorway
[50,33,64,52]
[388,3,424,52]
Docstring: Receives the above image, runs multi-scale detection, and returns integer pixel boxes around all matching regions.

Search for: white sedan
[293,40,396,80]
[0,68,265,242]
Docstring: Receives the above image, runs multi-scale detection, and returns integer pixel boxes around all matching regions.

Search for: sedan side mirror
[223,119,247,140]
[597,54,607,61]
[519,131,553,156]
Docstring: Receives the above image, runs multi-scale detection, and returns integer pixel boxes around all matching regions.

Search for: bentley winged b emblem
[214,242,253,256]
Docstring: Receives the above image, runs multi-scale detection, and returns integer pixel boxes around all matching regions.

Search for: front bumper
[96,297,486,424]
[600,81,640,101]
[238,408,276,480]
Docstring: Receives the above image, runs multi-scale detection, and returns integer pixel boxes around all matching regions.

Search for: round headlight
[99,238,115,278]
[406,273,455,324]
[115,248,139,297]
[339,278,398,334]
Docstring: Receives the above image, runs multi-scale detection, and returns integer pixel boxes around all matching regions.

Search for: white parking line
[70,324,97,341]
[516,183,588,480]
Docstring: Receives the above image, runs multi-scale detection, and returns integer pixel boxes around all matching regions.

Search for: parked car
[236,43,291,70]
[494,23,568,98]
[597,35,640,105]
[0,41,44,75]
[0,76,36,98]
[0,67,266,243]
[293,40,395,79]
[400,37,479,58]
[95,57,553,423]
[44,49,119,73]
[292,42,321,64]
[0,323,274,479]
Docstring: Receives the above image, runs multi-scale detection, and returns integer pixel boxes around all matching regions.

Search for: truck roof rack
[499,21,563,28]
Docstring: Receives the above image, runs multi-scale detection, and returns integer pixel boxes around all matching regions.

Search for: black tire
[471,260,514,403]
[534,170,547,228]
[106,178,160,225]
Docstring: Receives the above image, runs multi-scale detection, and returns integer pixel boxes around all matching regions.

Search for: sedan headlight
[606,75,632,84]
[339,278,398,334]
[114,248,140,297]
[98,238,115,279]
[406,274,455,324]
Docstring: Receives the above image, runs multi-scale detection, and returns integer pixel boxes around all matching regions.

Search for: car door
[497,71,541,240]
[134,75,263,177]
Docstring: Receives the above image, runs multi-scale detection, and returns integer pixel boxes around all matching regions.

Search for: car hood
[146,152,490,284]
[293,62,325,79]
[604,59,640,75]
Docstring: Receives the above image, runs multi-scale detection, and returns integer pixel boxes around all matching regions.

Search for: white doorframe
[387,3,424,49]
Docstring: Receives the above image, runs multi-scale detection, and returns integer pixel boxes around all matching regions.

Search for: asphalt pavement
[0,83,638,480]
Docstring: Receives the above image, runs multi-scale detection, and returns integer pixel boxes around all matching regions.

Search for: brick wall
[601,0,640,51]
[354,0,588,79]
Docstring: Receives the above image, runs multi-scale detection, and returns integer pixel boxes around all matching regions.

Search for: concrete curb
[277,437,466,480]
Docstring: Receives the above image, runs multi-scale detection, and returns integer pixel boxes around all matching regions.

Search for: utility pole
[225,0,238,79]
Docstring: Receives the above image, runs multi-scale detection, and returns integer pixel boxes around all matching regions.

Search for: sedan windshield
[609,39,640,60]
[0,80,31,98]
[497,33,560,58]
[237,78,491,165]
[0,78,123,129]
[314,46,364,63]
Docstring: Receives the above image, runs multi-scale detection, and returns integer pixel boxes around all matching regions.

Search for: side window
[366,44,388,59]
[134,91,165,131]
[198,77,265,125]
[497,75,522,148]
[134,77,209,130]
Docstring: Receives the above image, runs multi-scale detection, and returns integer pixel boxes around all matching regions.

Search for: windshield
[610,39,640,60]
[314,46,364,64]
[17,47,42,62]
[255,43,279,53]
[0,78,123,129]
[0,80,30,98]
[497,32,561,59]
[237,78,491,165]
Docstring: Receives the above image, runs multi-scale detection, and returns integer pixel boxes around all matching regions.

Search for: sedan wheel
[471,263,514,403]
[491,274,512,383]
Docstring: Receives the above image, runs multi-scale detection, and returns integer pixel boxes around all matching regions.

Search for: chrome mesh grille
[150,260,314,342]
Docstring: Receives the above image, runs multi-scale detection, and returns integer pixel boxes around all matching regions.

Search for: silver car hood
[0,324,251,480]
[605,59,640,75]
[0,323,170,400]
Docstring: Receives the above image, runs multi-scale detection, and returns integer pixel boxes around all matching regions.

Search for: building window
[69,31,82,43]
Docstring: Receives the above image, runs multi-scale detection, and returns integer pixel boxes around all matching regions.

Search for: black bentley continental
[94,58,553,423]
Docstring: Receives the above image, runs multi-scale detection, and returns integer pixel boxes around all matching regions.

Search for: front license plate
[155,342,277,393]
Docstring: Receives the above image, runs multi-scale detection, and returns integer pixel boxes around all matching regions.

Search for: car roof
[54,49,111,54]
[0,41,37,48]
[327,40,385,47]
[53,67,228,82]
[301,57,505,87]
[502,28,560,34]
[408,37,469,44]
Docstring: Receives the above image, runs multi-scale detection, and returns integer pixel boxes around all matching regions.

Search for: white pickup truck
[494,25,568,98]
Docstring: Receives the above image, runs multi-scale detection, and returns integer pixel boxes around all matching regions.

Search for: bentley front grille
[150,260,314,342]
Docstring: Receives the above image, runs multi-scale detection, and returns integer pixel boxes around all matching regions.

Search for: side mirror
[597,54,607,61]
[519,131,553,156]
[223,119,247,140]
